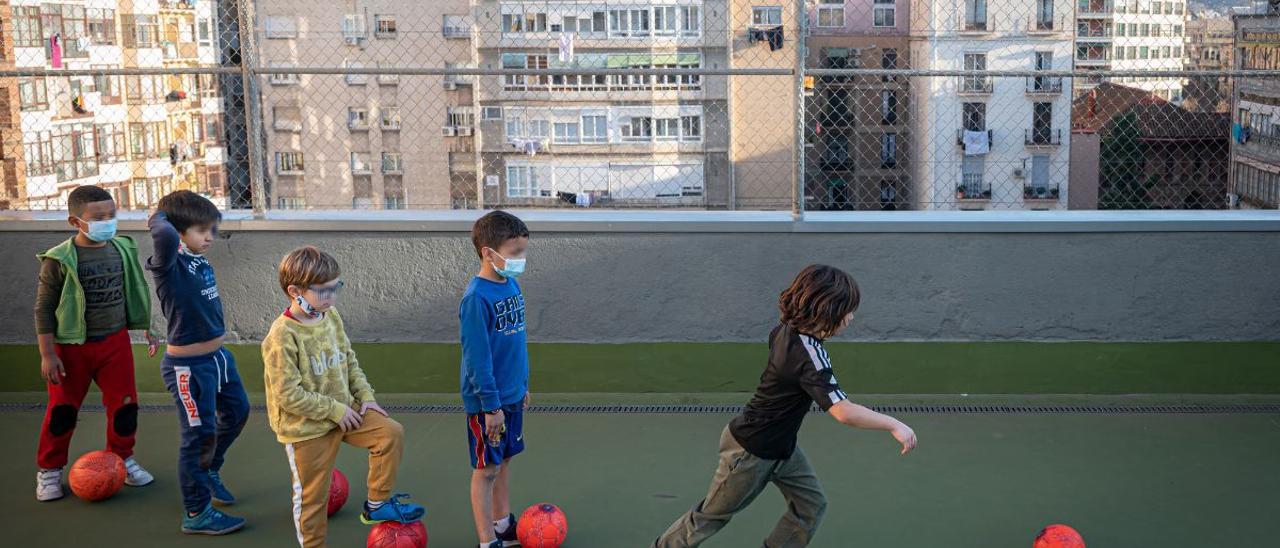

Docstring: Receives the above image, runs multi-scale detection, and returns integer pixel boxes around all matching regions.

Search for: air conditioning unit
[443,81,457,91]
[1012,167,1026,179]
[441,126,457,137]
[344,35,364,46]
[457,127,473,136]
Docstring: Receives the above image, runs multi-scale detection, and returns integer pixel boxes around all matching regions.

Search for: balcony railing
[958,176,992,200]
[1077,0,1114,16]
[1024,184,1061,200]
[1077,26,1114,39]
[159,0,196,11]
[1028,16,1066,33]
[1025,128,1063,146]
[957,129,994,148]
[1026,76,1064,94]
[959,15,994,33]
[443,26,471,39]
[957,76,993,94]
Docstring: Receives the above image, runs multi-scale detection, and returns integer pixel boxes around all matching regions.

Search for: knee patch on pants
[113,403,139,436]
[48,404,78,436]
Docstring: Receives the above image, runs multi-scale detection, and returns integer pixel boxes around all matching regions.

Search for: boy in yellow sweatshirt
[261,246,424,548]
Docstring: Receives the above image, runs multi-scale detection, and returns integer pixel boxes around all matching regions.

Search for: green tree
[1098,111,1156,209]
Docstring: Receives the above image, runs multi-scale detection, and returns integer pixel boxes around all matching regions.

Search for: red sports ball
[366,520,427,548]
[1034,524,1085,548]
[328,468,350,516]
[517,503,568,548]
[68,450,126,502]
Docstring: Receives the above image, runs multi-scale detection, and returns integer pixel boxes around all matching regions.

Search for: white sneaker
[36,468,64,501]
[124,457,154,487]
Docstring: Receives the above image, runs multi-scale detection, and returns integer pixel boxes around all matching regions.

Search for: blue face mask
[78,217,117,242]
[488,249,527,279]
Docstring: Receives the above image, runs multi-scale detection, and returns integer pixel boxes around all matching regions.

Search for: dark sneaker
[496,513,521,546]
[181,504,246,535]
[360,493,426,524]
[208,470,236,505]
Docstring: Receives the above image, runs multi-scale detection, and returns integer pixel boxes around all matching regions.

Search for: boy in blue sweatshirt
[460,211,530,548]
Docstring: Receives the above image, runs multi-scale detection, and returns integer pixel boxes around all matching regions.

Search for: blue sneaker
[208,470,236,505]
[181,504,246,535]
[360,493,426,524]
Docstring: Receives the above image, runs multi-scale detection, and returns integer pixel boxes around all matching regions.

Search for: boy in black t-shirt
[652,264,918,548]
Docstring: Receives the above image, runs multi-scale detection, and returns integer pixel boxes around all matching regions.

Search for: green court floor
[3,397,1279,547]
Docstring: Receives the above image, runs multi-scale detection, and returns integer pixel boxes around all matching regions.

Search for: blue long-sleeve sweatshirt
[459,276,529,414]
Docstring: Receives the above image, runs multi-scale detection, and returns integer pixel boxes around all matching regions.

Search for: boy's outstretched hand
[892,423,918,455]
[337,406,363,432]
[360,401,388,417]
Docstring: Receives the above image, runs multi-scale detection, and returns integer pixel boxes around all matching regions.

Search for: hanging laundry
[963,130,990,156]
[50,34,63,69]
[557,32,574,64]
[766,26,784,51]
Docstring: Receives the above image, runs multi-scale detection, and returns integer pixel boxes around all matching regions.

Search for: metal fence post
[237,0,267,217]
[792,0,807,221]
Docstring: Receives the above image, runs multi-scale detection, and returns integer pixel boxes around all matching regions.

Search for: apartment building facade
[911,0,1074,210]
[10,0,227,210]
[1075,0,1187,101]
[1229,7,1280,208]
[1183,14,1234,113]
[804,0,911,210]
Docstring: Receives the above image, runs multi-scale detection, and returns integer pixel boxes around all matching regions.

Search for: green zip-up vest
[37,235,152,344]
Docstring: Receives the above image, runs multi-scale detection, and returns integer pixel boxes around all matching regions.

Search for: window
[505,115,524,139]
[127,121,168,159]
[277,197,306,209]
[125,14,158,48]
[1140,46,1149,59]
[965,0,987,30]
[963,53,988,92]
[554,122,581,144]
[19,78,49,111]
[483,107,503,121]
[23,132,53,176]
[198,19,211,46]
[348,107,369,130]
[382,152,403,174]
[273,105,302,132]
[881,90,898,125]
[502,12,525,34]
[269,62,299,85]
[125,75,164,103]
[655,118,680,141]
[48,123,99,182]
[874,0,896,28]
[350,152,372,174]
[447,107,473,129]
[507,165,542,198]
[374,106,398,130]
[681,115,702,142]
[377,61,400,85]
[681,6,701,36]
[654,6,678,35]
[962,102,986,131]
[376,14,397,38]
[621,117,653,141]
[342,14,366,39]
[881,48,898,82]
[582,115,608,143]
[1036,0,1054,29]
[817,1,845,28]
[14,6,42,47]
[265,15,298,39]
[87,8,118,45]
[345,61,367,85]
[94,123,126,164]
[881,133,898,169]
[753,6,783,26]
[1033,102,1053,143]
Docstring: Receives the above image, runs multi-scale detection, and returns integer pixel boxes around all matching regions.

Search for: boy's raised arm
[146,210,180,270]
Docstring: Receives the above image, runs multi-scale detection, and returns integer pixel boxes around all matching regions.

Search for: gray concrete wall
[2,217,1278,343]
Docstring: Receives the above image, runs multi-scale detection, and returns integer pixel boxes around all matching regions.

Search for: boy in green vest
[34,185,158,501]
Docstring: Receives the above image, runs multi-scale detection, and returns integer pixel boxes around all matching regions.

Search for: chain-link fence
[1,0,1277,213]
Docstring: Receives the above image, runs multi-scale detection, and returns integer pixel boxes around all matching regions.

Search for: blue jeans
[160,347,250,513]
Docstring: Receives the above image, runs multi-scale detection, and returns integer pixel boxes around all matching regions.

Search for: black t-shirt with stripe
[729,323,849,460]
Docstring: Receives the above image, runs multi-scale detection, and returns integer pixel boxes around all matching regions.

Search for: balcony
[959,15,994,34]
[956,129,994,148]
[443,26,471,39]
[957,176,992,200]
[1023,184,1061,200]
[1027,16,1067,34]
[1077,26,1114,40]
[161,41,199,61]
[957,76,993,95]
[1025,128,1063,147]
[1026,76,1063,95]
[1077,0,1114,17]
[159,0,196,11]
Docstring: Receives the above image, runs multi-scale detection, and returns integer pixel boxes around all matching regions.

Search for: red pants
[36,329,139,469]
